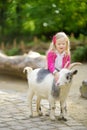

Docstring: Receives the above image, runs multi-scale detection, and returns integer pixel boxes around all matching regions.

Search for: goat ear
[72,70,78,75]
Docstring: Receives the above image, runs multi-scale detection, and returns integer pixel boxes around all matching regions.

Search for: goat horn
[68,62,82,70]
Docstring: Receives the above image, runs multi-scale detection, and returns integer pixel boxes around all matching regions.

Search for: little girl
[47,32,71,82]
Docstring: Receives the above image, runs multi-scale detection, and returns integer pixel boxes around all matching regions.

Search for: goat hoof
[62,117,67,121]
[39,112,43,116]
[58,117,62,121]
[45,113,49,116]
[50,116,56,121]
[58,117,67,121]
[29,114,33,118]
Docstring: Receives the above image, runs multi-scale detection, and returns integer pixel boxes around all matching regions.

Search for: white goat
[24,63,80,121]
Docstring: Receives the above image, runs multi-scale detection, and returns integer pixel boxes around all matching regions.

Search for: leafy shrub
[72,45,87,62]
[5,48,20,56]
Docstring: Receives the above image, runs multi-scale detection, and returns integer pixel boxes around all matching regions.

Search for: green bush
[5,48,20,56]
[72,45,87,62]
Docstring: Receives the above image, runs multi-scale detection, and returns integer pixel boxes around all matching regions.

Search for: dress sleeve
[47,51,56,73]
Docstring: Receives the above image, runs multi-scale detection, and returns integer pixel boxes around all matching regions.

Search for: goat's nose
[56,82,60,86]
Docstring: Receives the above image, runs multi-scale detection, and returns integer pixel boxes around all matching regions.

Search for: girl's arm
[47,51,56,73]
[63,55,71,68]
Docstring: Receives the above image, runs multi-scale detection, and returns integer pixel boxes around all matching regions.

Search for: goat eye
[66,75,69,80]
[66,72,71,80]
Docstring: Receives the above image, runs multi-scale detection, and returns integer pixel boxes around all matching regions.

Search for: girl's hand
[53,72,59,82]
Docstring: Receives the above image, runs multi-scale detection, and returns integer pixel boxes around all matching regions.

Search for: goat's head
[56,69,78,87]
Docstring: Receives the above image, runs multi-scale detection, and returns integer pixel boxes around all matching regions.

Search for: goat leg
[27,90,34,118]
[36,97,43,116]
[59,101,67,121]
[48,96,56,121]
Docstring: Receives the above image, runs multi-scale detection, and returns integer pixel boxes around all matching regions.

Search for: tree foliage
[0,0,87,42]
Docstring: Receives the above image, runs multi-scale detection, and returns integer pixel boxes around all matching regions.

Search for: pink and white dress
[47,51,71,73]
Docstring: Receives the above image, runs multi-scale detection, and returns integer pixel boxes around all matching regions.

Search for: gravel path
[0,63,87,128]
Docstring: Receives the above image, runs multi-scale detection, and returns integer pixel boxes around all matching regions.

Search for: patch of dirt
[68,63,87,127]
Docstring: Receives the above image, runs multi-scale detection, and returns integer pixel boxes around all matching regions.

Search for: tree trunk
[0,51,46,79]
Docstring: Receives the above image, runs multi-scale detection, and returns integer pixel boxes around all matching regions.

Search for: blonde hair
[48,32,70,55]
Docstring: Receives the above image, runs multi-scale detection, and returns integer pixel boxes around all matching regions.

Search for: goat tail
[23,67,33,75]
[68,62,82,70]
